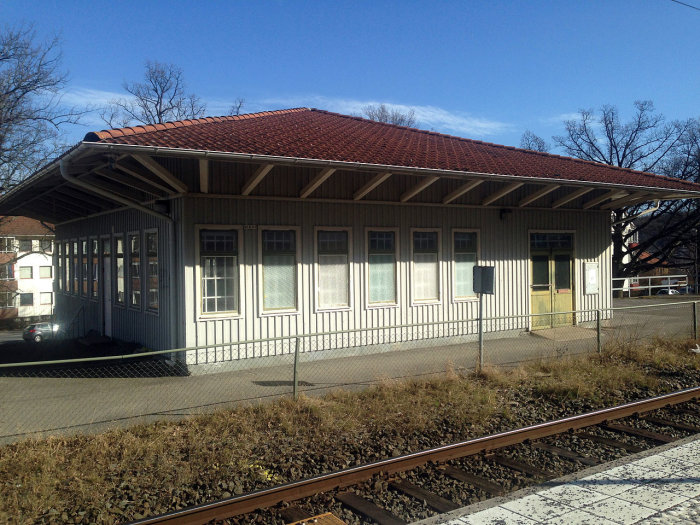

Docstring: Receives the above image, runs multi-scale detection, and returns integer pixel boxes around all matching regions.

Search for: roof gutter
[611,200,661,226]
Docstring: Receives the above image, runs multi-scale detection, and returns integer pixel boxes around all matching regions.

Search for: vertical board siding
[54,205,176,350]
[183,196,611,363]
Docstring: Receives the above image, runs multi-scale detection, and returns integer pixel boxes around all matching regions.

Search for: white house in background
[0,108,699,367]
[0,216,54,326]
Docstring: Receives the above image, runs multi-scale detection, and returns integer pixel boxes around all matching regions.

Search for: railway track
[130,386,700,525]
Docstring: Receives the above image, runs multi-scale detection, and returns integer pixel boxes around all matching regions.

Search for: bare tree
[228,98,245,116]
[553,101,697,279]
[101,61,206,127]
[0,25,82,190]
[362,103,416,127]
[520,130,549,152]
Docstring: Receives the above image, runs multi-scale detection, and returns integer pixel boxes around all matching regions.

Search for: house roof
[0,216,53,236]
[83,108,699,192]
[2,107,700,224]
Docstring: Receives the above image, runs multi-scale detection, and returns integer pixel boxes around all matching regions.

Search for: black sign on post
[473,265,495,294]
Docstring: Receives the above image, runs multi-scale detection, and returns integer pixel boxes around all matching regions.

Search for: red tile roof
[0,216,53,236]
[85,108,700,192]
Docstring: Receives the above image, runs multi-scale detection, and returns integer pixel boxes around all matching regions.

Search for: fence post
[693,302,698,340]
[478,292,484,372]
[292,337,300,400]
[596,309,602,354]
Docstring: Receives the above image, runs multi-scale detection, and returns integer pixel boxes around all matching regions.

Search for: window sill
[366,303,399,310]
[411,299,442,307]
[259,309,300,317]
[315,305,353,314]
[453,297,478,303]
[198,312,243,321]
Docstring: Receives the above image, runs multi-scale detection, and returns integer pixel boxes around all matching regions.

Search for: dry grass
[0,337,698,524]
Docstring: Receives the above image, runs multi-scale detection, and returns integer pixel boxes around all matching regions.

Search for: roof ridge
[307,108,692,188]
[84,107,311,141]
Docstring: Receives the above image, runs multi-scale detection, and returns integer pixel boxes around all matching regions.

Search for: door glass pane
[532,255,550,291]
[455,252,476,297]
[369,253,396,303]
[555,254,571,290]
[263,254,296,310]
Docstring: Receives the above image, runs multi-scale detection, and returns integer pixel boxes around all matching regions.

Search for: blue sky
[3,0,699,150]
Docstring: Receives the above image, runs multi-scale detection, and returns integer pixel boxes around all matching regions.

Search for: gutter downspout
[611,199,660,226]
[59,158,180,352]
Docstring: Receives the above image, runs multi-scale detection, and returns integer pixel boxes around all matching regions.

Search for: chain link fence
[0,300,696,443]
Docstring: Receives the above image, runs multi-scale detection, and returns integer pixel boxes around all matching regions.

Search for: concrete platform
[414,434,700,525]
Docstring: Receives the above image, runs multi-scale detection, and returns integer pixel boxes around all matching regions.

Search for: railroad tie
[531,442,601,467]
[601,423,676,443]
[335,491,407,525]
[490,454,556,479]
[389,479,460,513]
[441,466,504,496]
[642,416,700,434]
[575,432,645,453]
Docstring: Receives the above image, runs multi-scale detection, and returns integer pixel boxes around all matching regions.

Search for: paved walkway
[415,435,700,525]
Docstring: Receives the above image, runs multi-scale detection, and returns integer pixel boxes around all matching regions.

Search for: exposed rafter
[601,191,650,210]
[400,176,439,202]
[114,163,175,194]
[94,169,163,197]
[353,172,392,200]
[482,182,523,206]
[199,158,209,193]
[551,187,594,209]
[132,154,188,193]
[442,179,483,204]
[518,184,560,207]
[82,174,149,201]
[582,190,628,210]
[241,164,274,196]
[300,167,336,199]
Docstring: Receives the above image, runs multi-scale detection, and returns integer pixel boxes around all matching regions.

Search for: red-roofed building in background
[0,108,698,369]
[0,216,54,326]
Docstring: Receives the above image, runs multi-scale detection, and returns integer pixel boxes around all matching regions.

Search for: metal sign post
[473,265,495,371]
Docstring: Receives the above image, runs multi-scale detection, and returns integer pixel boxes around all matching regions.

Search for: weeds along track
[130,386,700,525]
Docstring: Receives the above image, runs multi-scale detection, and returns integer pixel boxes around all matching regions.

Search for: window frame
[80,238,88,296]
[19,292,33,307]
[40,292,53,305]
[364,227,400,309]
[195,225,244,319]
[0,291,14,308]
[63,241,70,293]
[71,239,79,295]
[89,238,98,300]
[258,226,301,316]
[18,238,32,252]
[127,231,142,310]
[39,265,53,279]
[0,237,15,253]
[0,263,14,280]
[451,228,480,303]
[410,228,442,305]
[19,266,33,279]
[144,229,159,314]
[314,226,353,313]
[114,234,125,306]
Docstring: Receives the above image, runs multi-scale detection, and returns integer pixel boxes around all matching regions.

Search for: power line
[669,0,700,11]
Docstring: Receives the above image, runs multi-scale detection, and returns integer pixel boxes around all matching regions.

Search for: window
[128,234,141,308]
[91,239,98,298]
[412,230,440,302]
[81,240,88,295]
[453,231,478,299]
[19,293,33,306]
[367,230,397,305]
[57,243,63,290]
[200,229,239,314]
[261,229,297,311]
[19,266,32,279]
[115,236,124,304]
[40,292,53,305]
[18,239,32,252]
[72,241,78,294]
[39,266,52,278]
[0,238,14,252]
[63,242,70,292]
[40,238,53,253]
[0,292,13,308]
[146,231,158,311]
[316,229,350,309]
[0,264,14,280]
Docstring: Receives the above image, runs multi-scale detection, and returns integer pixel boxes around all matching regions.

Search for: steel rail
[129,386,700,525]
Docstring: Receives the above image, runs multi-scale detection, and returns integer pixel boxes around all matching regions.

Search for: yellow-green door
[530,249,573,329]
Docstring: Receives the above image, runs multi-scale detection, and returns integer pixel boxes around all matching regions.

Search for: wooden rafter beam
[482,182,523,206]
[518,184,560,207]
[55,187,119,209]
[300,167,336,199]
[582,190,628,210]
[241,163,274,196]
[601,191,650,210]
[94,169,163,197]
[132,154,188,193]
[400,176,439,202]
[442,179,483,204]
[199,159,209,193]
[551,187,594,209]
[115,164,175,194]
[353,172,392,200]
[82,174,149,201]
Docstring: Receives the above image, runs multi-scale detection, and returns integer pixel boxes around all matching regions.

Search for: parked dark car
[22,322,60,343]
[656,288,680,295]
